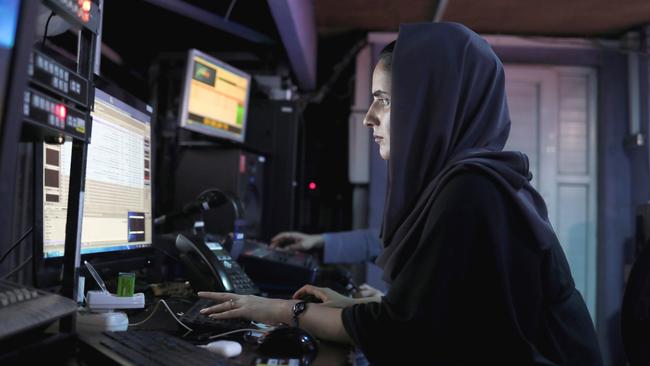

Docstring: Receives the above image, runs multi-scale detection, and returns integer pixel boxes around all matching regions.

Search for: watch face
[293,301,307,315]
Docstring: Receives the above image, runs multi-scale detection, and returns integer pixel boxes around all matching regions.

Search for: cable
[152,246,181,263]
[307,37,368,105]
[42,11,55,47]
[128,299,193,332]
[196,188,243,221]
[224,0,238,21]
[2,256,33,280]
[0,227,33,264]
[208,327,271,340]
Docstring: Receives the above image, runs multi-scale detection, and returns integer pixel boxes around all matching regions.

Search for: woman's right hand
[292,285,356,308]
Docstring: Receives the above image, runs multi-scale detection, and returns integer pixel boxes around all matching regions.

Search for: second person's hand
[270,231,324,251]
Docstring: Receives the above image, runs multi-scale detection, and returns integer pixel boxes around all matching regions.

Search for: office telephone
[174,233,259,295]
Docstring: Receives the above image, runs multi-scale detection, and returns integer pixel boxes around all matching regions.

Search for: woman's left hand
[197,292,293,324]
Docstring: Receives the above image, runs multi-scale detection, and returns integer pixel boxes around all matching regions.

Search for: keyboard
[100,330,233,366]
[0,280,77,340]
[181,298,253,333]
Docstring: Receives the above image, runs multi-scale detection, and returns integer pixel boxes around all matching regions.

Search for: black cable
[42,11,55,47]
[2,256,33,280]
[308,37,368,104]
[224,0,238,21]
[152,245,181,263]
[0,227,33,264]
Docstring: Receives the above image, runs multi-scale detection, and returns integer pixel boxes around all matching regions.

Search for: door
[504,65,598,319]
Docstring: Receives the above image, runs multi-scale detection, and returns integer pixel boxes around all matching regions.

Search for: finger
[286,243,306,251]
[208,309,244,320]
[358,289,373,297]
[292,285,326,299]
[292,285,314,299]
[199,301,234,315]
[292,285,330,302]
[270,233,295,247]
[271,232,297,242]
[197,292,239,302]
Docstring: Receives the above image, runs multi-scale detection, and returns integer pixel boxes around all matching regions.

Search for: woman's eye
[379,99,390,107]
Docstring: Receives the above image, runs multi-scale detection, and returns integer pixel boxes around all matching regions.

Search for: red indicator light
[308,182,317,191]
[82,0,91,12]
[56,105,67,119]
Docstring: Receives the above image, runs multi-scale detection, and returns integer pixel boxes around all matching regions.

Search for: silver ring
[229,298,235,309]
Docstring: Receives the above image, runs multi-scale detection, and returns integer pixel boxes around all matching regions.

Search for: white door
[504,65,598,320]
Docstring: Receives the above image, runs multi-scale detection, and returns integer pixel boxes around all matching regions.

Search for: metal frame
[59,22,97,331]
[0,0,39,265]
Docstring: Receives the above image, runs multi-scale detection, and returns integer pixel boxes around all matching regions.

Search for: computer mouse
[258,326,318,363]
[199,340,242,358]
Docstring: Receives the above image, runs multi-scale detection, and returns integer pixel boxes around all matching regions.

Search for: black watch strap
[292,301,308,328]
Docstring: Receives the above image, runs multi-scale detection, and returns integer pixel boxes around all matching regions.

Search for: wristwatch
[292,301,308,328]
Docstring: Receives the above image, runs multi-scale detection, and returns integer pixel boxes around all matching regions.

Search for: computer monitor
[42,87,153,258]
[178,49,251,143]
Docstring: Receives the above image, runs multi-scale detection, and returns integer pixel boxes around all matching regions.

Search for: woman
[198,22,602,365]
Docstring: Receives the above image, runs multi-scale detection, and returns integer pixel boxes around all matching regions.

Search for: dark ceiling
[315,0,650,37]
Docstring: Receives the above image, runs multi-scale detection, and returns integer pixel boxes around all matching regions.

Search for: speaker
[246,99,303,239]
[174,148,265,238]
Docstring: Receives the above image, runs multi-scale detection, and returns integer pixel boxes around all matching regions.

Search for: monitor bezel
[178,48,251,143]
[36,78,156,276]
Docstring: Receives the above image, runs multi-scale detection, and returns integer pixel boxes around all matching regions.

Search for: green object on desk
[117,272,135,297]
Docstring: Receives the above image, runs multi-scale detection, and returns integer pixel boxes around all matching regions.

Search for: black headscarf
[376,22,559,283]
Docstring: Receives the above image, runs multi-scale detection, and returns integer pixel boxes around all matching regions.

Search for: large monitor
[178,49,251,143]
[42,87,153,258]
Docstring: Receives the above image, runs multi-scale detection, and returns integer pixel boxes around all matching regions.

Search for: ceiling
[314,0,650,37]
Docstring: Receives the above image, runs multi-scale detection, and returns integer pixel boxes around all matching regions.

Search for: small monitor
[42,88,153,258]
[178,49,251,143]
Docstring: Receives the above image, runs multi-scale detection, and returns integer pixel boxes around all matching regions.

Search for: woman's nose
[363,109,378,127]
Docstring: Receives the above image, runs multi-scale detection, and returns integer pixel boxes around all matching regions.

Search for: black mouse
[258,326,318,364]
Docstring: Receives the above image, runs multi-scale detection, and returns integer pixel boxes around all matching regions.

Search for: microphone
[154,191,227,226]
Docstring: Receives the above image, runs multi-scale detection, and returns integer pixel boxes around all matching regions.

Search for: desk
[76,297,352,366]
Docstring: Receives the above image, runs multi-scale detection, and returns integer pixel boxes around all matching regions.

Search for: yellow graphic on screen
[187,56,248,134]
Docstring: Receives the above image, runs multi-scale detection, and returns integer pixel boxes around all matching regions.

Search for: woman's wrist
[353,295,382,305]
[272,299,299,324]
[311,234,325,249]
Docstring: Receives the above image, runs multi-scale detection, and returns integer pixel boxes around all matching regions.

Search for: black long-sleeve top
[342,171,602,365]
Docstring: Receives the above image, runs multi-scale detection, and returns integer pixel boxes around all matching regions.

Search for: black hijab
[376,22,559,283]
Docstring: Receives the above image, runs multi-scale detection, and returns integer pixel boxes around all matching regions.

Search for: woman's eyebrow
[372,90,390,97]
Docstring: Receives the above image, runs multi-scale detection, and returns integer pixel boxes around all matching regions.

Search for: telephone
[174,233,259,295]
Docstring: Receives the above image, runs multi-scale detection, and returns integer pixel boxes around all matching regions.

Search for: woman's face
[364,59,391,160]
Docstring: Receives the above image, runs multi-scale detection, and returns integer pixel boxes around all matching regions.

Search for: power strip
[86,291,145,311]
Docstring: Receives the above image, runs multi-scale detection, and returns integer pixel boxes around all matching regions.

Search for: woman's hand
[354,283,385,298]
[197,292,295,324]
[292,285,356,308]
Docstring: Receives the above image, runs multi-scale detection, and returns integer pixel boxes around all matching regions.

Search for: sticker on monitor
[193,61,216,86]
[128,211,145,242]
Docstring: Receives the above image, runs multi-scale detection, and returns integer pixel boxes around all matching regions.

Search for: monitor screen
[42,88,153,258]
[178,49,251,142]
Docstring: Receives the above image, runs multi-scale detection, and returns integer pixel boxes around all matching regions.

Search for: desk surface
[77,297,352,366]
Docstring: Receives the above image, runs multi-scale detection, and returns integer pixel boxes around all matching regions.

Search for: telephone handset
[175,233,259,295]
